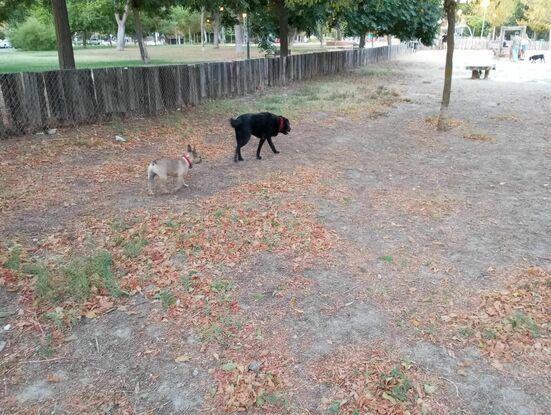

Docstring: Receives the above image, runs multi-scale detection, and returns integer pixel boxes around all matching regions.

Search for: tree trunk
[288,26,297,47]
[359,33,366,48]
[51,0,75,69]
[132,6,150,64]
[275,0,289,56]
[336,24,343,41]
[387,34,391,58]
[213,10,220,48]
[235,23,244,53]
[549,27,551,50]
[82,30,87,48]
[189,27,192,44]
[115,1,129,51]
[437,0,456,131]
[200,7,205,51]
[316,21,324,47]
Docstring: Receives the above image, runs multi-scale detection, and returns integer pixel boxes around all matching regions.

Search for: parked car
[0,39,12,48]
[88,36,101,46]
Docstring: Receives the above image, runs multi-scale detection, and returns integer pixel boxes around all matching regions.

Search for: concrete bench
[466,65,496,79]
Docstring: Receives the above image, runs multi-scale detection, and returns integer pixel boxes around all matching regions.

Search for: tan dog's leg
[147,165,156,195]
[175,174,189,191]
[158,173,169,194]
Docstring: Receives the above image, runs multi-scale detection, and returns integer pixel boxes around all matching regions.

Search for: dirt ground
[1,50,550,414]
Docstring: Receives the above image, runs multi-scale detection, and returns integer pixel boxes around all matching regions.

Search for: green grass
[509,311,540,337]
[256,392,287,408]
[155,289,176,310]
[381,366,412,402]
[23,251,121,306]
[206,67,400,121]
[122,237,148,258]
[24,263,54,301]
[3,246,22,270]
[210,279,234,293]
[63,250,120,301]
[0,43,333,73]
[36,333,54,358]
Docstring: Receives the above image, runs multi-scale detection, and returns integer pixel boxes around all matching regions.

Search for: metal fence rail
[0,44,411,138]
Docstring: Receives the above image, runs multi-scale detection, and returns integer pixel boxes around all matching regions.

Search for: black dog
[529,54,545,63]
[230,112,291,162]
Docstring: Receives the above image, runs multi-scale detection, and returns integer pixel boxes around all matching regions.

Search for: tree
[523,0,551,40]
[51,0,75,69]
[343,0,441,47]
[0,0,34,24]
[274,0,289,55]
[131,0,149,63]
[287,1,331,47]
[437,0,457,131]
[9,16,57,50]
[68,0,114,48]
[161,5,199,44]
[114,0,130,51]
[488,0,523,27]
[186,0,225,48]
[129,0,172,63]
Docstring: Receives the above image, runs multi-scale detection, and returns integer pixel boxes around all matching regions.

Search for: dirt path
[1,50,550,414]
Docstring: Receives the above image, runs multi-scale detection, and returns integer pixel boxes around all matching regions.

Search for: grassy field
[0,43,328,73]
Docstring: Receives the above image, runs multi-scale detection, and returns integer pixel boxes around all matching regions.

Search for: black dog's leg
[267,137,280,154]
[234,131,248,162]
[234,145,245,162]
[256,138,266,159]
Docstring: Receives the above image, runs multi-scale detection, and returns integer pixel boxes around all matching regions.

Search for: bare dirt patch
[1,50,550,414]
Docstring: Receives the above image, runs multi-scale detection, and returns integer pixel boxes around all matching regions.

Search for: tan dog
[147,145,202,195]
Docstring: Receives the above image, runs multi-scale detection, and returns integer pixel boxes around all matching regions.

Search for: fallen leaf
[84,310,97,319]
[221,362,237,372]
[423,383,437,395]
[382,391,398,404]
[47,374,62,383]
[490,360,504,370]
[175,355,191,363]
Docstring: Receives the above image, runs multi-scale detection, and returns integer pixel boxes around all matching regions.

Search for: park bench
[466,64,496,79]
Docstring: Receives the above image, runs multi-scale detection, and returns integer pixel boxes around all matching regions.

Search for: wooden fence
[0,44,411,138]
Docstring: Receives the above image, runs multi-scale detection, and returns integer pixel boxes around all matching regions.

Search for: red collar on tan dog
[279,116,285,133]
[182,153,193,168]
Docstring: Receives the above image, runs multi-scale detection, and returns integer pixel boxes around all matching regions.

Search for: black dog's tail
[230,117,242,128]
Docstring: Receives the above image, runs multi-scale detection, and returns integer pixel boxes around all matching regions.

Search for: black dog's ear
[187,144,192,152]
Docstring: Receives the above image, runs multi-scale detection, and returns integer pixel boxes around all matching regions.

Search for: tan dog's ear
[187,144,192,152]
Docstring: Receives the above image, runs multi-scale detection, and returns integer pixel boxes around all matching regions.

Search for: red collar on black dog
[279,116,285,132]
[182,153,193,168]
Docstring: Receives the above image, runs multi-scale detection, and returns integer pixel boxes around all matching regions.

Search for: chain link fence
[0,44,411,138]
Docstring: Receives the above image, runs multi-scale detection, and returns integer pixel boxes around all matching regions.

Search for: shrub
[9,17,56,51]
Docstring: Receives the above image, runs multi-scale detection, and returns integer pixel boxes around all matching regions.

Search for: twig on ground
[20,356,66,364]
[440,376,460,397]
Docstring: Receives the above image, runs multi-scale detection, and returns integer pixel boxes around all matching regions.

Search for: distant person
[511,33,521,62]
[520,35,530,60]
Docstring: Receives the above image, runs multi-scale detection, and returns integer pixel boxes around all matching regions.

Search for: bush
[9,17,56,51]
